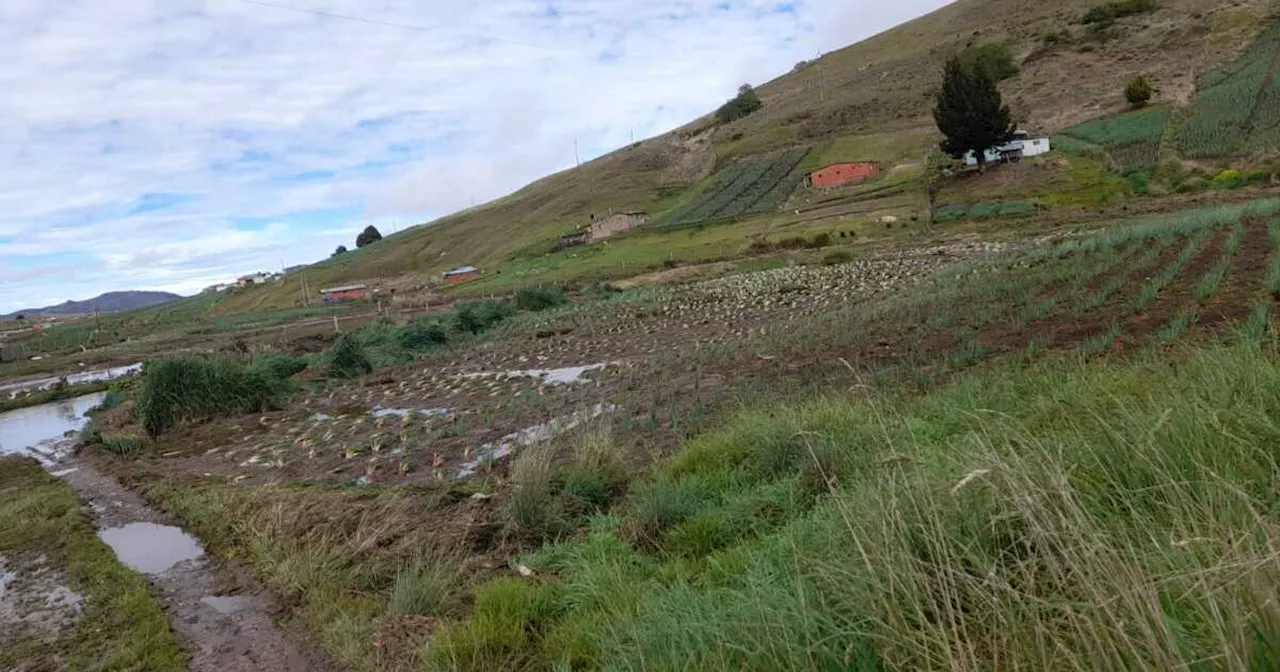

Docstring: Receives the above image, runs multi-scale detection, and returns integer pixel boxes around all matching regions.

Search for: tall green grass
[136,356,293,435]
[431,340,1280,670]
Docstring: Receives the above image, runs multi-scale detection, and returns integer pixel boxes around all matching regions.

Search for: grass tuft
[136,356,292,435]
[325,333,374,379]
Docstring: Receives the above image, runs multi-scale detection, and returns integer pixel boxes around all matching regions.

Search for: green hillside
[142,0,1280,314]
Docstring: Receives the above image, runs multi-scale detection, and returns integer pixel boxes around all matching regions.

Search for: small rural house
[963,131,1051,167]
[236,272,272,288]
[589,212,647,241]
[320,284,369,303]
[806,162,880,189]
[443,266,480,284]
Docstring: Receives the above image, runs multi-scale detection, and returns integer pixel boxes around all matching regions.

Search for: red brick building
[807,162,880,189]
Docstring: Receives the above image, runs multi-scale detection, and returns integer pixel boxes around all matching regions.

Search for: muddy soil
[50,447,324,672]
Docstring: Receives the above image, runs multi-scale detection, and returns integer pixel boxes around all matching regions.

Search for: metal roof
[443,266,479,276]
[319,284,368,293]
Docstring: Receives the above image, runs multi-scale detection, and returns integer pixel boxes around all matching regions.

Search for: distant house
[320,284,369,303]
[963,131,1051,167]
[589,212,647,242]
[236,273,271,288]
[442,266,480,284]
[807,162,880,189]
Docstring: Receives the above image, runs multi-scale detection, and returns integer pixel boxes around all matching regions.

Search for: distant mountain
[6,291,183,318]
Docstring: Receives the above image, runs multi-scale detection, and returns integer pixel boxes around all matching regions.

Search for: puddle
[97,523,204,575]
[0,554,84,644]
[372,406,449,419]
[0,363,142,398]
[457,403,617,478]
[0,392,107,459]
[459,362,616,386]
[201,595,249,615]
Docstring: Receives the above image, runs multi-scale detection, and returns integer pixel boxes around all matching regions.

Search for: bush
[805,233,832,249]
[822,250,854,266]
[250,352,308,380]
[396,319,449,351]
[745,240,774,255]
[516,286,569,312]
[1125,75,1153,108]
[136,356,291,436]
[715,85,763,124]
[1175,176,1210,193]
[452,300,514,335]
[958,43,1019,81]
[325,334,373,379]
[1124,169,1150,195]
[1211,169,1271,190]
[1082,0,1156,24]
[776,236,807,250]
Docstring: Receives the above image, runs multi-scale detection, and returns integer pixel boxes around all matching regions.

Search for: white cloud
[0,0,953,313]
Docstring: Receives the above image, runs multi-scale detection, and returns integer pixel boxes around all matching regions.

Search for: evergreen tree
[1125,76,1153,108]
[355,225,383,248]
[333,245,348,257]
[933,56,1015,171]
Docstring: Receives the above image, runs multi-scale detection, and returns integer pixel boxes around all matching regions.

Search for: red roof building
[807,162,880,189]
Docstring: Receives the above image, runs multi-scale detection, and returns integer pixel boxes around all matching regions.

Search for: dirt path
[48,446,322,672]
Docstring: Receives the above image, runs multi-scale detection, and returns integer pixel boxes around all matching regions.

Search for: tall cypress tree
[933,56,1015,171]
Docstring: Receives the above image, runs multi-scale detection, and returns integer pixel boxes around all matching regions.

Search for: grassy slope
[213,0,1273,312]
[429,336,1280,670]
[0,458,184,671]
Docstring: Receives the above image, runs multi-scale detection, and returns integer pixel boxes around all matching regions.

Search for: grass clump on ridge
[431,339,1280,670]
[515,286,569,312]
[325,333,374,379]
[136,355,294,436]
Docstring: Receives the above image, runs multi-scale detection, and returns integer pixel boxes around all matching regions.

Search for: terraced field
[1056,104,1172,170]
[1180,22,1280,157]
[75,197,1280,671]
[654,147,811,228]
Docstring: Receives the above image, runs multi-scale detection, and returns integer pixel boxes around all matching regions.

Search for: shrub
[1124,169,1150,195]
[822,249,854,266]
[805,233,832,249]
[1175,176,1210,193]
[1211,169,1270,190]
[715,85,763,124]
[516,286,569,312]
[958,43,1019,81]
[745,240,774,255]
[250,352,308,379]
[452,300,514,335]
[136,356,291,436]
[1082,0,1156,24]
[325,334,373,379]
[1125,75,1153,107]
[396,319,448,351]
[777,236,807,250]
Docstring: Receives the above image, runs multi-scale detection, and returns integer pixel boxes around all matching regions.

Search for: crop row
[1180,23,1280,158]
[657,148,811,227]
[1058,105,1171,169]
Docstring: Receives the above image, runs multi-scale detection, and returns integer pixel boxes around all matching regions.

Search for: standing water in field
[0,392,106,461]
[0,363,142,398]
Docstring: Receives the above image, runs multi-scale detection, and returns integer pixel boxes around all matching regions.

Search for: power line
[232,0,563,52]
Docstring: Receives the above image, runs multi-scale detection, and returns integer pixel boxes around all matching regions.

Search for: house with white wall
[963,131,1051,167]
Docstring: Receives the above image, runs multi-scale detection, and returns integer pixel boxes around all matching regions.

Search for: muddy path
[48,446,323,672]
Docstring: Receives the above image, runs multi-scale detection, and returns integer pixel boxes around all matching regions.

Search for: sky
[0,0,952,313]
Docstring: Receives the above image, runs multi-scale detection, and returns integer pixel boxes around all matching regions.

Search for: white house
[963,131,1051,167]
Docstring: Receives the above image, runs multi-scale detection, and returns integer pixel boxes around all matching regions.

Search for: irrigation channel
[0,393,321,671]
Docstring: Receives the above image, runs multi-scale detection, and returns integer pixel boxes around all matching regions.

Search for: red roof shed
[809,162,880,189]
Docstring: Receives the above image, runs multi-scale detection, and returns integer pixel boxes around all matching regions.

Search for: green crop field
[1057,105,1172,170]
[1180,22,1280,157]
[653,148,811,228]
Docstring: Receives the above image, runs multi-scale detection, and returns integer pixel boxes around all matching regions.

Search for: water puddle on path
[97,523,204,575]
[200,595,249,615]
